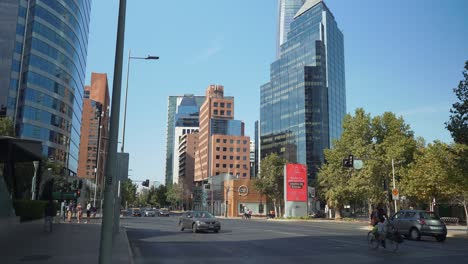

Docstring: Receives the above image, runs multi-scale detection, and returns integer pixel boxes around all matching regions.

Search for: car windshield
[193,211,213,218]
[420,212,439,220]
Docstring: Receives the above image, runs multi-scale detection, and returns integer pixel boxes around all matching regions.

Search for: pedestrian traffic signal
[76,190,81,198]
[142,179,149,187]
[342,155,354,168]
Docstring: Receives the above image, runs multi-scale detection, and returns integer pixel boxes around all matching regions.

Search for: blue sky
[85,0,468,185]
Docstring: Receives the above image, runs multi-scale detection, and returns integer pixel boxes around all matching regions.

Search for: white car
[144,209,156,217]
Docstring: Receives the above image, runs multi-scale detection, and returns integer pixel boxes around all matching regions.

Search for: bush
[13,200,49,222]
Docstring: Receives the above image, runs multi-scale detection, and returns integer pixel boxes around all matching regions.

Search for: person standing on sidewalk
[85,202,91,223]
[76,203,83,223]
[67,202,73,223]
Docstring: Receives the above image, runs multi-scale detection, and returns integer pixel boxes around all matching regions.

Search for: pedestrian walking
[86,202,91,223]
[76,203,83,223]
[67,202,73,223]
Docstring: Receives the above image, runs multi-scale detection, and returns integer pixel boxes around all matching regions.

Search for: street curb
[122,226,134,264]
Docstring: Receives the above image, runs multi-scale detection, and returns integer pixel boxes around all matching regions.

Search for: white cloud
[186,36,223,64]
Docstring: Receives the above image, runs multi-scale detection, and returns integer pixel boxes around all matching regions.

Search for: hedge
[13,200,58,222]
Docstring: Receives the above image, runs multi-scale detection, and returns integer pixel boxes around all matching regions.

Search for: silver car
[390,210,447,242]
[178,211,221,233]
[144,209,156,217]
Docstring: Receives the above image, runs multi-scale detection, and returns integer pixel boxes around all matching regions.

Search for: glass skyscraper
[261,0,346,181]
[165,95,205,186]
[277,0,306,58]
[0,0,92,175]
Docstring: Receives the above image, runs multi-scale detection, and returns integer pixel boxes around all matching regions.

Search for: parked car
[390,210,447,242]
[159,208,170,217]
[178,211,221,233]
[144,209,156,217]
[131,208,142,217]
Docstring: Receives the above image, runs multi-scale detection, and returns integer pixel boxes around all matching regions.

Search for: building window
[230,156,233,160]
[214,102,218,107]
[223,164,227,168]
[236,148,240,152]
[216,172,220,175]
[236,156,240,160]
[243,173,247,177]
[236,164,240,168]
[216,164,219,168]
[229,148,233,152]
[227,103,231,108]
[243,140,247,144]
[230,139,234,144]
[243,156,247,160]
[237,140,240,144]
[243,165,248,169]
[230,164,233,168]
[223,139,227,143]
[220,110,225,115]
[223,147,227,151]
[216,155,220,159]
[214,110,218,115]
[220,102,225,107]
[216,147,220,151]
[216,139,220,143]
[223,156,226,160]
[227,110,231,116]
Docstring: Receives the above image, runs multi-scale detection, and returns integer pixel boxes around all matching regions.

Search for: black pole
[98,0,126,263]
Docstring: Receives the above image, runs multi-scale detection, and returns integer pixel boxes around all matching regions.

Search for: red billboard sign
[285,164,308,202]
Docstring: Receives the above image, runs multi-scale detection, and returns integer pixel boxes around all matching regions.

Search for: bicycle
[367,224,402,252]
[44,216,53,233]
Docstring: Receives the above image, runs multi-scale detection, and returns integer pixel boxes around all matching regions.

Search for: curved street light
[121,50,159,153]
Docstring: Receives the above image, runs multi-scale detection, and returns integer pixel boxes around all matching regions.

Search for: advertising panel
[285,164,308,202]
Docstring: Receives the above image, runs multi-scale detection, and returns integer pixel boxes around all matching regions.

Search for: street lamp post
[121,50,159,153]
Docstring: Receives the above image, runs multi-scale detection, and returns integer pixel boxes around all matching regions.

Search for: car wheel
[410,228,421,241]
[192,223,198,233]
[179,222,184,231]
[214,229,219,233]
[436,235,446,242]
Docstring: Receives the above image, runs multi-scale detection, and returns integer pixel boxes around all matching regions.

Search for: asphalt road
[123,214,468,264]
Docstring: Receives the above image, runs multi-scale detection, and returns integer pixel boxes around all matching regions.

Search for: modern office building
[77,73,110,187]
[261,0,346,181]
[194,85,250,183]
[254,120,260,177]
[165,95,205,186]
[178,133,199,209]
[250,141,255,178]
[277,0,306,58]
[0,0,92,175]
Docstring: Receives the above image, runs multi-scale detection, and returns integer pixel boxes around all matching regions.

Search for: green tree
[121,179,137,208]
[447,144,468,227]
[254,153,287,218]
[155,185,168,207]
[446,61,468,144]
[401,141,455,209]
[0,117,14,136]
[318,109,417,218]
[166,183,183,209]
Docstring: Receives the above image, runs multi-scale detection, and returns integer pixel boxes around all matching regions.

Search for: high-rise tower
[261,0,346,181]
[0,0,92,175]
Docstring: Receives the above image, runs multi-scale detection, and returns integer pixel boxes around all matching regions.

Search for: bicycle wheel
[386,238,399,252]
[367,231,379,249]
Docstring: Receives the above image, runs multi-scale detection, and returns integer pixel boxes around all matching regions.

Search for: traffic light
[142,179,149,187]
[76,190,81,198]
[342,155,354,168]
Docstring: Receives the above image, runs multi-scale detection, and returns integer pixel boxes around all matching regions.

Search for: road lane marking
[264,229,307,237]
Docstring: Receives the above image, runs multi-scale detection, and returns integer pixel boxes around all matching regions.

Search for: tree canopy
[446,61,468,144]
[0,117,14,136]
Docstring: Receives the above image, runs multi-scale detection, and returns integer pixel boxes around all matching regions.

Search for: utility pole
[392,159,397,213]
[98,0,126,263]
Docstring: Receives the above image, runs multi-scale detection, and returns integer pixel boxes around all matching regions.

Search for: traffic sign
[392,188,399,200]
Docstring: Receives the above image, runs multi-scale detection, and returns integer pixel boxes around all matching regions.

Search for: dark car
[159,208,170,217]
[131,208,142,217]
[390,210,447,242]
[178,211,221,233]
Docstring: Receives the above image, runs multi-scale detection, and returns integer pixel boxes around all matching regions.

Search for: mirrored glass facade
[0,0,92,175]
[261,1,345,181]
[165,95,205,186]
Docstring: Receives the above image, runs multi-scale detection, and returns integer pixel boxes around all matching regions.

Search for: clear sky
[85,0,468,185]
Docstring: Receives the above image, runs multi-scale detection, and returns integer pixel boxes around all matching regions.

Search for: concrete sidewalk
[0,218,131,263]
